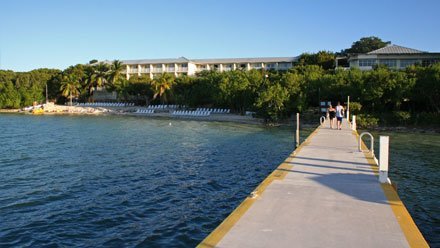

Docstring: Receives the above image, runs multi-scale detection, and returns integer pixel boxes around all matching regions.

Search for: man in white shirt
[336,102,344,130]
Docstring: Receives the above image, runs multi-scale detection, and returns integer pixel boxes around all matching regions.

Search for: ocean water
[0,114,299,247]
[1,114,438,247]
[368,130,440,247]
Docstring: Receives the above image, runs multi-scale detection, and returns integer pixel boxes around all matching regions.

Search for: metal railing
[359,132,374,154]
[320,116,326,125]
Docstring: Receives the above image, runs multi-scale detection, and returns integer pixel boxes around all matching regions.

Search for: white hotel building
[341,44,440,70]
[112,57,298,79]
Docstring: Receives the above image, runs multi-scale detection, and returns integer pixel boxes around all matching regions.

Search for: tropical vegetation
[0,37,439,128]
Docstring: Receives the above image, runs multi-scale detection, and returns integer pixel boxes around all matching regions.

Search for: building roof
[122,57,190,65]
[113,56,297,65]
[191,57,298,64]
[367,45,427,54]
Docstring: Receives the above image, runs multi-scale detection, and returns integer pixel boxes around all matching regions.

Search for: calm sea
[369,130,440,247]
[0,114,299,247]
[0,114,438,247]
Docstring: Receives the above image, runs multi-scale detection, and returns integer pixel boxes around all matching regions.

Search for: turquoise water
[367,130,440,247]
[0,114,301,247]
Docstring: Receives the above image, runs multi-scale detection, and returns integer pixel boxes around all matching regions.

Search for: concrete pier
[199,120,428,247]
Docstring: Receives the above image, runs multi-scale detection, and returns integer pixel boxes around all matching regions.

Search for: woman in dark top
[328,105,336,129]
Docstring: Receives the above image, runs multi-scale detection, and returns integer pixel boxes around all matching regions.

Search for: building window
[359,59,376,67]
[400,59,418,68]
[422,59,440,66]
[266,63,276,69]
[379,59,397,68]
[278,62,291,68]
[251,63,261,68]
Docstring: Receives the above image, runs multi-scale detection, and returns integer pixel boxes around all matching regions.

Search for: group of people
[327,102,345,130]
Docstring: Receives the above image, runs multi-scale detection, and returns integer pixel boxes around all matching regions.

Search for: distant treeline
[0,63,439,127]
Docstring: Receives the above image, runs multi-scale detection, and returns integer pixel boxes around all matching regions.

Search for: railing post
[352,115,356,131]
[296,113,300,148]
[379,136,390,184]
[347,96,350,122]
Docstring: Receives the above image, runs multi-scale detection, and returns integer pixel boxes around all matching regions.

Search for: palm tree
[151,73,175,104]
[82,65,95,98]
[82,63,110,102]
[93,62,110,89]
[60,74,81,106]
[108,60,124,86]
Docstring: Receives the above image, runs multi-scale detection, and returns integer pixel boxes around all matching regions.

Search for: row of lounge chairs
[172,110,211,117]
[147,104,182,109]
[135,109,154,114]
[196,108,230,114]
[77,102,134,107]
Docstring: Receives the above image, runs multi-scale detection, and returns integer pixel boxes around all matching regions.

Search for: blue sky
[1,0,439,71]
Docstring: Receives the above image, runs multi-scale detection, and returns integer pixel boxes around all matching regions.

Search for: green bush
[357,114,379,128]
[393,111,411,125]
[349,102,362,115]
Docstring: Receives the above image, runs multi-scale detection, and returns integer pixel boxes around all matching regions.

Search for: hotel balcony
[129,69,138,73]
[165,68,175,72]
[176,67,188,72]
[139,68,150,73]
[152,68,162,73]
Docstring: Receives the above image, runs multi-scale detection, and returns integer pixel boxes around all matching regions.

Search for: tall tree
[108,60,124,86]
[82,63,110,101]
[92,62,110,88]
[60,74,80,106]
[151,73,175,104]
[343,36,391,54]
[413,63,440,112]
[0,81,21,108]
[297,51,336,70]
[255,82,289,122]
[82,65,95,100]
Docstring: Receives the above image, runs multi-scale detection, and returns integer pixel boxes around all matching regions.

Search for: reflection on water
[0,114,302,247]
[368,130,439,246]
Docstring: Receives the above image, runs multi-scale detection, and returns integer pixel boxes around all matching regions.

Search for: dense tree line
[1,63,439,127]
[0,69,61,108]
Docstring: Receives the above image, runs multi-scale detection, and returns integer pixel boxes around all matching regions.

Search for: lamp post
[46,83,48,104]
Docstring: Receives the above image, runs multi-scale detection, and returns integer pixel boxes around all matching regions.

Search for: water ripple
[0,115,297,247]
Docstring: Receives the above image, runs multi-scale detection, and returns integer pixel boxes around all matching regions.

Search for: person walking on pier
[336,102,344,130]
[327,104,336,129]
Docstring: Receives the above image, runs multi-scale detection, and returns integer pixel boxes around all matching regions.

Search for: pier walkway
[199,120,428,247]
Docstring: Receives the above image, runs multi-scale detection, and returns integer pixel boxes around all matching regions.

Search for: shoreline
[0,106,264,125]
[1,107,439,132]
